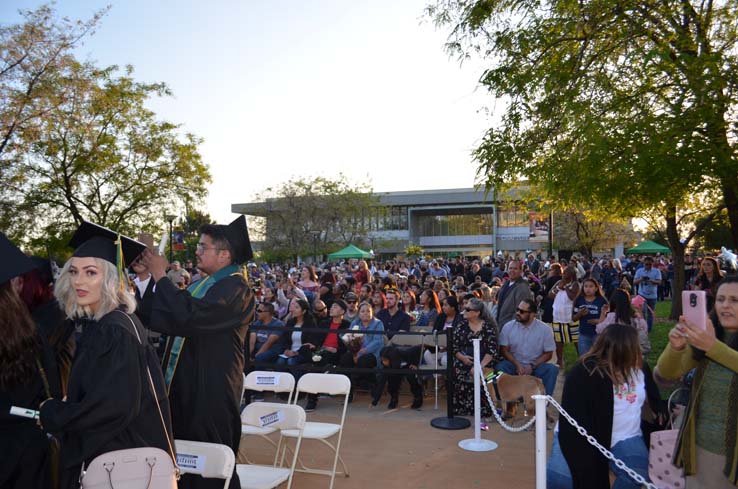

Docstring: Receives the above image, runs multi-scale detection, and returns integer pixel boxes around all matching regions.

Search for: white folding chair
[240,371,296,463]
[237,403,306,489]
[418,331,447,410]
[175,439,236,489]
[280,373,351,489]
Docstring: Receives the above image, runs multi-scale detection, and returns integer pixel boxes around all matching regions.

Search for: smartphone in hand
[682,290,707,330]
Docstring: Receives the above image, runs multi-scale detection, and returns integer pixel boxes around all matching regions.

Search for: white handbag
[80,313,180,489]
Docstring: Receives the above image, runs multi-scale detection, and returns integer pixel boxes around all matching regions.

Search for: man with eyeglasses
[143,216,254,489]
[634,256,661,332]
[495,298,558,395]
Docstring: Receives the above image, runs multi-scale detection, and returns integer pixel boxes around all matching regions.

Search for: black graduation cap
[0,232,35,285]
[223,215,253,264]
[68,221,147,268]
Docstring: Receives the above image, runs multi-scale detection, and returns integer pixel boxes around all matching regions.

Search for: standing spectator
[655,276,738,488]
[495,260,534,330]
[166,260,190,288]
[572,278,608,356]
[495,299,558,395]
[692,256,724,312]
[525,253,541,276]
[550,266,581,369]
[297,265,320,294]
[634,256,661,332]
[559,324,657,489]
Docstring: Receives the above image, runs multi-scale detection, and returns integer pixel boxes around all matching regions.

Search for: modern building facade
[232,187,553,257]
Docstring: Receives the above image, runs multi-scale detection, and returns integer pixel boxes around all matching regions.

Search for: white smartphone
[10,406,39,419]
[682,290,707,330]
[158,231,169,256]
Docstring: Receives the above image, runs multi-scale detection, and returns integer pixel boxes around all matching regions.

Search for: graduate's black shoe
[388,396,399,410]
[411,397,423,410]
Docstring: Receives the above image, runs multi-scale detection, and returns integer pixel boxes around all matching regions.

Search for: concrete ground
[237,378,564,489]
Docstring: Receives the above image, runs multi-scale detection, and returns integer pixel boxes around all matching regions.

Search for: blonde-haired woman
[39,225,173,489]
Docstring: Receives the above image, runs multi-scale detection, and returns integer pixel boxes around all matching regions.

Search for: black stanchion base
[430,416,471,430]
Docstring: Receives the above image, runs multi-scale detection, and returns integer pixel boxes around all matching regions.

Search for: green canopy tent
[327,244,373,260]
[625,240,671,255]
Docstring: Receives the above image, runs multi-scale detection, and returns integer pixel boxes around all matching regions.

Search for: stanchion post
[533,395,547,489]
[430,328,470,430]
[458,339,497,451]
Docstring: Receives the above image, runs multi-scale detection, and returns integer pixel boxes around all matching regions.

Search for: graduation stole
[162,264,246,390]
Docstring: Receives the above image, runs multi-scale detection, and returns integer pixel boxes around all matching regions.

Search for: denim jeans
[494,359,559,396]
[546,433,649,489]
[254,344,282,364]
[643,298,657,332]
[547,431,572,489]
[577,333,595,357]
[610,435,650,489]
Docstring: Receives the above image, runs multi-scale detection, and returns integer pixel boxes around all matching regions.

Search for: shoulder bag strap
[117,311,180,476]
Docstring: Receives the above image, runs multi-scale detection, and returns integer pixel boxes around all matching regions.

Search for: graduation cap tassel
[115,234,127,293]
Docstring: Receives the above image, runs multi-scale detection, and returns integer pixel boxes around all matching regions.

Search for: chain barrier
[545,395,657,489]
[473,360,656,489]
[475,359,536,432]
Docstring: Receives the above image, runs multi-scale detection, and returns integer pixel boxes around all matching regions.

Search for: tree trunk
[723,183,738,249]
[664,208,685,320]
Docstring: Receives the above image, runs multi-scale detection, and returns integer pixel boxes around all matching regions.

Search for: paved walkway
[238,385,560,489]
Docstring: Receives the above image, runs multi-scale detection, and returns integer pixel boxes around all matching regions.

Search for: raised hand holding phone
[682,290,707,330]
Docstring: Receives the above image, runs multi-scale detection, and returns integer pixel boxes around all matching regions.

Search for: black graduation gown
[39,310,173,489]
[32,298,75,395]
[0,336,60,489]
[150,274,254,489]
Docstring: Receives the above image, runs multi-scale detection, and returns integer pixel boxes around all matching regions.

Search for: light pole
[311,231,321,264]
[165,214,176,263]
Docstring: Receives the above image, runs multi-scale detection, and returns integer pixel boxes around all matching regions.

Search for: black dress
[151,273,254,489]
[39,310,173,489]
[0,336,61,489]
[451,320,500,417]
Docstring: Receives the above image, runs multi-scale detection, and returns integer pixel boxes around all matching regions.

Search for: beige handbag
[80,313,180,489]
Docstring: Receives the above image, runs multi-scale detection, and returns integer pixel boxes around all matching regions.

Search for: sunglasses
[463,307,478,312]
[516,308,531,313]
[256,309,268,313]
[314,308,327,313]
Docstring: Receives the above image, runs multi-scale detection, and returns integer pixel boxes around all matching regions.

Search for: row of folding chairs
[239,371,351,489]
[175,401,304,489]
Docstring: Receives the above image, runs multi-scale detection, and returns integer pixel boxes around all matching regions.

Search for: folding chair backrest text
[238,403,306,489]
[175,439,236,489]
[245,371,296,402]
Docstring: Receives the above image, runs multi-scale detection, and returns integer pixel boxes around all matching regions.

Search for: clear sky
[2,1,494,224]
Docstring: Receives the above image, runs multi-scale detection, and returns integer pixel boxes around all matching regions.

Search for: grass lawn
[562,300,676,377]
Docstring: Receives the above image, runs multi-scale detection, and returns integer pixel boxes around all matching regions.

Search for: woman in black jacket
[557,324,659,489]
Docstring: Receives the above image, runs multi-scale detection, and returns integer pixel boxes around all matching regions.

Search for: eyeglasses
[516,308,531,313]
[347,300,357,304]
[196,243,221,252]
[463,307,478,312]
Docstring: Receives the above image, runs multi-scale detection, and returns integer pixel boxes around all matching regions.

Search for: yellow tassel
[115,234,128,293]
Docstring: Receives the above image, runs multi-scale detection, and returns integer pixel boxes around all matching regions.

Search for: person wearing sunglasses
[452,298,501,418]
[495,299,558,396]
